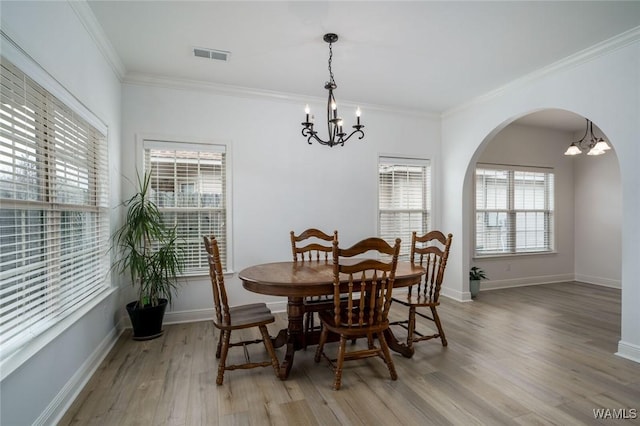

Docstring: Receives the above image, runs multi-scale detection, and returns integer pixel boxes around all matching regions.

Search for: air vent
[193,47,230,62]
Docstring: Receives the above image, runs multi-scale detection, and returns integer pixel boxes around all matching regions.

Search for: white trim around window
[0,33,111,380]
[136,135,233,275]
[474,163,555,257]
[377,155,432,258]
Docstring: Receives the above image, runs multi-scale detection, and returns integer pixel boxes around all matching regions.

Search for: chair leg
[216,329,231,385]
[259,325,281,379]
[367,333,375,350]
[303,312,314,349]
[377,331,398,381]
[407,306,416,350]
[314,325,329,363]
[333,336,347,390]
[215,327,223,359]
[431,306,448,347]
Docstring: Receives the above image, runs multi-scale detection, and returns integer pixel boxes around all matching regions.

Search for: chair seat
[318,309,389,336]
[392,293,439,307]
[216,304,275,330]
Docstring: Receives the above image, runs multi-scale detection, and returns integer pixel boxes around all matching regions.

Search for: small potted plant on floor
[112,172,184,340]
[469,266,487,299]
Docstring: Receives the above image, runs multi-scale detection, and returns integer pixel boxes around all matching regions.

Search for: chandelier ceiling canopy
[301,33,365,147]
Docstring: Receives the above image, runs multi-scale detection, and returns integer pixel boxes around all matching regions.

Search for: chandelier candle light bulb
[301,33,365,147]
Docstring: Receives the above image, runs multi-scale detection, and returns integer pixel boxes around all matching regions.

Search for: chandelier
[564,118,611,156]
[301,33,364,147]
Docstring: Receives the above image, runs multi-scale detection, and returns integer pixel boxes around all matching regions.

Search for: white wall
[121,81,441,318]
[473,123,576,288]
[0,2,123,425]
[574,148,622,287]
[441,39,640,362]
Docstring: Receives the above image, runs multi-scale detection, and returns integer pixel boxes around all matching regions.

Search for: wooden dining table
[238,259,425,379]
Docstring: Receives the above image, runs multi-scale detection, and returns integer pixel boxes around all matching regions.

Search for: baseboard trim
[41,326,123,426]
[616,341,640,364]
[480,274,575,291]
[440,286,472,302]
[574,274,621,289]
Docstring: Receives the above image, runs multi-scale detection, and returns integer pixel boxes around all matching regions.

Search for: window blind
[475,164,554,256]
[143,141,228,274]
[0,58,110,359]
[378,157,431,257]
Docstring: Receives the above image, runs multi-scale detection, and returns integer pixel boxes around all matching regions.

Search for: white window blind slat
[475,164,554,256]
[378,156,431,257]
[0,56,110,361]
[143,142,228,273]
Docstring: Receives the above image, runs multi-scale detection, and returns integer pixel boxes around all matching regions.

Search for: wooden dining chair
[290,228,338,346]
[390,231,453,349]
[203,235,280,385]
[314,237,401,390]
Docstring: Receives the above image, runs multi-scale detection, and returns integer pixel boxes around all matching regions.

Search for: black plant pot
[126,298,168,341]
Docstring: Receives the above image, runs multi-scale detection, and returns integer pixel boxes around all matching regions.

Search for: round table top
[239,260,424,297]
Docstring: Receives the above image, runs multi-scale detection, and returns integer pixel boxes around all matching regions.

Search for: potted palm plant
[112,172,184,340]
[469,266,487,299]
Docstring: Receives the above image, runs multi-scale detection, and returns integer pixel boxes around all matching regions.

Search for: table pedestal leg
[384,326,415,358]
[278,296,305,379]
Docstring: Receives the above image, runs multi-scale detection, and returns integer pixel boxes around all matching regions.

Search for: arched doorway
[465,107,621,311]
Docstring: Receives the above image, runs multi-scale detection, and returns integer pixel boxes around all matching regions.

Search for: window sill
[0,285,117,382]
[473,251,557,260]
[179,269,235,279]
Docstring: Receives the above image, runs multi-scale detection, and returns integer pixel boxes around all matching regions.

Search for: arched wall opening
[462,108,621,298]
[440,38,638,361]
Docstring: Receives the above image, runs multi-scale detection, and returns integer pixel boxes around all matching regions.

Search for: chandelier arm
[338,128,365,145]
[574,118,590,149]
[302,126,317,145]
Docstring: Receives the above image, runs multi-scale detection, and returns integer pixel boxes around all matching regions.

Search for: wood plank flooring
[59,282,640,425]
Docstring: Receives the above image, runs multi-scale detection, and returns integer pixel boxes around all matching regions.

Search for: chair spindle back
[332,237,401,329]
[409,231,453,303]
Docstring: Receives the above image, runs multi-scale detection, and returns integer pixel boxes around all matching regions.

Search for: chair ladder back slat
[291,228,337,262]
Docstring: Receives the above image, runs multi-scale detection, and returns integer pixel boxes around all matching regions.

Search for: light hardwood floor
[59,282,640,425]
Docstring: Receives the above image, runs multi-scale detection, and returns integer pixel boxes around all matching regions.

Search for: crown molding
[69,0,126,81]
[443,25,640,119]
[123,72,438,120]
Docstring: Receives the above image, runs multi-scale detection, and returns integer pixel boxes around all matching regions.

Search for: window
[0,58,109,361]
[143,140,229,274]
[378,156,431,257]
[475,164,554,256]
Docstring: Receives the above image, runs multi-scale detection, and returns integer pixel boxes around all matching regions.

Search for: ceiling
[87,1,640,130]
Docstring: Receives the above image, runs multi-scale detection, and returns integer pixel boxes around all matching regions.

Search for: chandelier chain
[327,41,335,86]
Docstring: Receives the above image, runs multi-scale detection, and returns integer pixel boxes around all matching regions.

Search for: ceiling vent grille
[193,47,230,62]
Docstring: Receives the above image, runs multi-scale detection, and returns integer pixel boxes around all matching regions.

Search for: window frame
[474,163,555,258]
[0,36,113,381]
[137,135,233,275]
[377,155,431,258]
